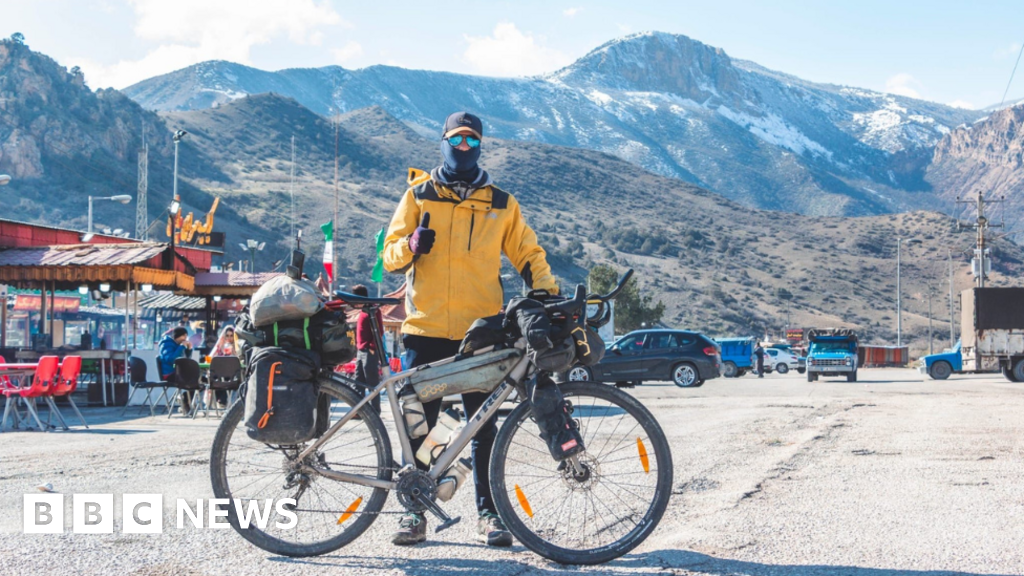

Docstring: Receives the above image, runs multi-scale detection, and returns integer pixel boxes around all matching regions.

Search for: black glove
[409,212,435,255]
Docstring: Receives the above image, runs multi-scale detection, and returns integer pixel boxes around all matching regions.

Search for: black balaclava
[438,111,483,184]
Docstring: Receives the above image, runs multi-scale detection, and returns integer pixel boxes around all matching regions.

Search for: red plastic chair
[47,356,87,429]
[0,356,14,391]
[1,356,60,432]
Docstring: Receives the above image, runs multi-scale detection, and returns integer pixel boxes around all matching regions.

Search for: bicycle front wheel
[209,379,392,557]
[490,382,673,565]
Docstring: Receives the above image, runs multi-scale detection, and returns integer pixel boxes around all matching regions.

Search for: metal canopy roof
[139,293,207,311]
[0,242,194,291]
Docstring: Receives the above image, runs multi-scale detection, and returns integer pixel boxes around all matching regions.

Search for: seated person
[209,326,238,407]
[158,327,192,412]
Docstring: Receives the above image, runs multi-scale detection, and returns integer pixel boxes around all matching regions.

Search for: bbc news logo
[23,494,297,534]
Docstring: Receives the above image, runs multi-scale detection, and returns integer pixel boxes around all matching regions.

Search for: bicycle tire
[489,382,673,565]
[210,379,392,557]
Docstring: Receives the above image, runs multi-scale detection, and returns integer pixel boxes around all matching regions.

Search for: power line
[1000,38,1024,108]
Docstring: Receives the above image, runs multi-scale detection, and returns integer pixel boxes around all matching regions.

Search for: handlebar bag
[535,337,576,373]
[410,348,522,402]
[250,275,324,327]
[571,326,605,366]
[244,346,322,444]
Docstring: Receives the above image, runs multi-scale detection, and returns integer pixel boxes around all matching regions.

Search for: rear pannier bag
[250,275,324,327]
[244,346,322,444]
[410,348,522,402]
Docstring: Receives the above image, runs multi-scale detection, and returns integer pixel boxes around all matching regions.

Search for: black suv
[564,329,721,387]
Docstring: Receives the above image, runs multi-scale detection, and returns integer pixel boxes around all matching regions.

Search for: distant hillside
[124,32,984,220]
[165,93,1024,349]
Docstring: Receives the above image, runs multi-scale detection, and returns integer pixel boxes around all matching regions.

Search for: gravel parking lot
[2,368,1023,575]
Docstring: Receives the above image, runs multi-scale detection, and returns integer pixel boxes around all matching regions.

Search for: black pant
[756,357,764,377]
[355,350,382,413]
[404,334,498,515]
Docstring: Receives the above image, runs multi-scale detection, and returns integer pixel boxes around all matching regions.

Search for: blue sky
[6,0,1024,108]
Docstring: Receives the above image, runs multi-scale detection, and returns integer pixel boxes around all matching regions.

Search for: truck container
[960,287,1024,381]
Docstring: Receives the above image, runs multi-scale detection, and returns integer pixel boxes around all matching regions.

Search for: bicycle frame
[296,328,533,492]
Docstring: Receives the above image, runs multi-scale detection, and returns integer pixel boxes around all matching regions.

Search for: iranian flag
[321,220,334,283]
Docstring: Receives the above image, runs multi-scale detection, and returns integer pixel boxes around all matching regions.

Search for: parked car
[563,329,721,388]
[763,347,804,374]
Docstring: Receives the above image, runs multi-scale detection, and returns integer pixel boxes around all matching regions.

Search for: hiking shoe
[391,513,426,546]
[477,512,513,547]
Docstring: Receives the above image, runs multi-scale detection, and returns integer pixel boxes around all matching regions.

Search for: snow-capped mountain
[123,31,983,216]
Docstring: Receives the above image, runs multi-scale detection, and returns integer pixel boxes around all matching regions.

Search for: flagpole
[333,110,340,291]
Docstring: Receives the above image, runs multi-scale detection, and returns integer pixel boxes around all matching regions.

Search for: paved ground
[1,368,1023,575]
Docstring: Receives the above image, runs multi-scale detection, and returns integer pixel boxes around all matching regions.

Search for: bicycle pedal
[434,516,461,533]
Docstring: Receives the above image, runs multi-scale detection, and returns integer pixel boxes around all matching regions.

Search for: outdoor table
[15,350,127,406]
[0,363,39,383]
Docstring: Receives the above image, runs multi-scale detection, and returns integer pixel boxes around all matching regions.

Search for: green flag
[320,220,334,282]
[371,226,385,283]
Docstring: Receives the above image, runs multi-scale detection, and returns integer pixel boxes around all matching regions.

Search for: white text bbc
[23,494,298,534]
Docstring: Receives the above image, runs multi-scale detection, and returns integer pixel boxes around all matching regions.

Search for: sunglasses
[446,135,481,148]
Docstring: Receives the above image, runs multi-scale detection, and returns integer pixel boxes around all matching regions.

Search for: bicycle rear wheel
[490,382,672,565]
[209,379,392,557]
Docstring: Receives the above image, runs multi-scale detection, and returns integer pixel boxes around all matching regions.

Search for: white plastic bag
[250,275,324,327]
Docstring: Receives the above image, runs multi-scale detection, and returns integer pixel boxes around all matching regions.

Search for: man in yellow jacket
[384,111,558,547]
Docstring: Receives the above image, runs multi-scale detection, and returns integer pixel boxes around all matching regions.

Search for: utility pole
[956,190,1004,288]
[136,133,148,240]
[290,135,296,248]
[927,290,933,356]
[948,248,955,347]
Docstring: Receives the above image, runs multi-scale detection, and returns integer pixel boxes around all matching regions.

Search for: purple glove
[409,212,435,255]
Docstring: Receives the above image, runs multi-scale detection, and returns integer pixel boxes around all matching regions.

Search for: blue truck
[806,328,858,382]
[714,337,755,378]
[919,341,963,380]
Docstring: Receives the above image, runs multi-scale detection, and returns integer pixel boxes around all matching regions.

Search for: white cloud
[72,0,343,89]
[563,7,582,17]
[993,42,1022,60]
[332,41,363,63]
[946,99,975,110]
[463,23,571,77]
[884,73,923,99]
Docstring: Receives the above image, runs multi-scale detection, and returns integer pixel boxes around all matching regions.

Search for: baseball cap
[442,111,483,139]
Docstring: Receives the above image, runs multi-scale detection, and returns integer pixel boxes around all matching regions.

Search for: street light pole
[172,130,187,204]
[87,195,133,235]
[896,237,922,348]
[897,237,902,348]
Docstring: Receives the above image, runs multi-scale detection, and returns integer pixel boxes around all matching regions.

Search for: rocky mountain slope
[927,103,1024,234]
[0,37,277,260]
[124,31,983,218]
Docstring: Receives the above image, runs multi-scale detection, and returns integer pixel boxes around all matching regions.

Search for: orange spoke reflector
[337,497,363,525]
[637,437,650,474]
[514,484,534,518]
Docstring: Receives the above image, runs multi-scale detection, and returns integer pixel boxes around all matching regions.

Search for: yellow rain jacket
[383,168,558,340]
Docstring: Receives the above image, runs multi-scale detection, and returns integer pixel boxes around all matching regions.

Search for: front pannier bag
[244,346,322,444]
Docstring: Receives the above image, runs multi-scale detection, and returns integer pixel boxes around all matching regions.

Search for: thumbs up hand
[409,212,435,255]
